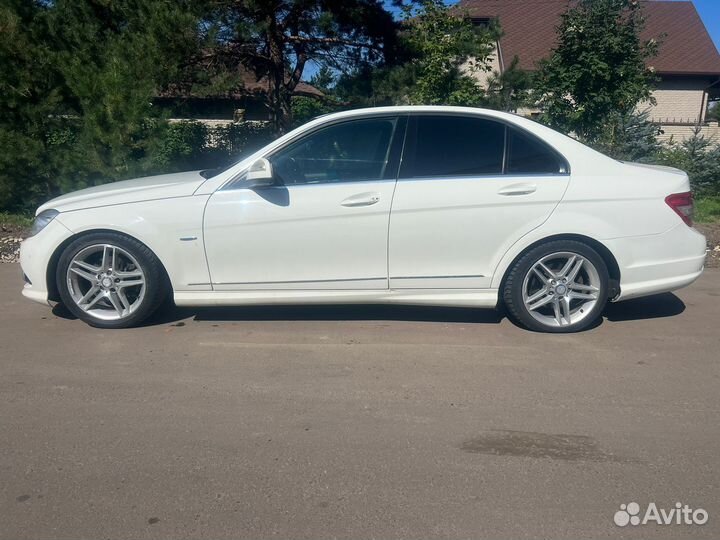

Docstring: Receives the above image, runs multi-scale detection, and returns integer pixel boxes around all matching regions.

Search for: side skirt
[174,289,499,308]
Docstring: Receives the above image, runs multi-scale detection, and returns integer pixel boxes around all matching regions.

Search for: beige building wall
[644,78,710,125]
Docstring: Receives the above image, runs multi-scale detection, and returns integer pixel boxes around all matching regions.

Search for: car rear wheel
[502,240,610,333]
[56,232,168,328]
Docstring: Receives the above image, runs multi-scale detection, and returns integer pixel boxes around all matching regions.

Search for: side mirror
[245,158,275,188]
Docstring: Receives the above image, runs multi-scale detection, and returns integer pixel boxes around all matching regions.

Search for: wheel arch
[496,233,621,304]
[46,228,172,302]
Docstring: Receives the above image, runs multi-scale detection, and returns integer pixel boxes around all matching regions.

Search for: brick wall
[659,122,720,143]
[643,78,710,125]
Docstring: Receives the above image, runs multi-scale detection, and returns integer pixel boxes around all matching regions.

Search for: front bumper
[19,218,74,305]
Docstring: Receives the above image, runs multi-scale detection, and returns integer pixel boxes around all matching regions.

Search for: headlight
[29,209,59,237]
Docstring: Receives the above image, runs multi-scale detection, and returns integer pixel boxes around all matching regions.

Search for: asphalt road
[1,263,719,540]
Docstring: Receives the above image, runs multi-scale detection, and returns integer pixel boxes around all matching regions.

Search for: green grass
[0,212,33,229]
[695,197,720,224]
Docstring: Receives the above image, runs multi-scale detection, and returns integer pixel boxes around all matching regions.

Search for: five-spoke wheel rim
[66,244,146,321]
[521,251,601,328]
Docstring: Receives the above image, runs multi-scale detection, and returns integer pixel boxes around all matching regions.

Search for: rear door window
[406,115,505,177]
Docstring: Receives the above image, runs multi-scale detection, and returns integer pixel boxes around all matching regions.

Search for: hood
[37,171,207,214]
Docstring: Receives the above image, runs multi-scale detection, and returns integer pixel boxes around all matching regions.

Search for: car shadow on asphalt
[51,292,685,328]
[52,301,504,326]
[153,303,506,326]
[602,292,685,322]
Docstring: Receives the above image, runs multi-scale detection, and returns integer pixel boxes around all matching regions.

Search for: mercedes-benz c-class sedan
[20,106,706,332]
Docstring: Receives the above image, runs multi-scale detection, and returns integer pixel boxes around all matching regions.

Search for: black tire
[502,240,610,333]
[56,232,169,328]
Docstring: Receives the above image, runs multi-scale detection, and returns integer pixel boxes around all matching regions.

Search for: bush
[0,119,276,213]
[210,122,274,160]
[152,121,274,174]
[152,121,210,171]
[656,128,720,197]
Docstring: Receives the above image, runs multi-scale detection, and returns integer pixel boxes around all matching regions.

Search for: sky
[694,0,720,52]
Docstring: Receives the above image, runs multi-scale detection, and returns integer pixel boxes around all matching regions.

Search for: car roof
[317,105,521,122]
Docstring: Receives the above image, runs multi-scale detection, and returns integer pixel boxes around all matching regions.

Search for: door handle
[341,192,381,207]
[497,183,537,196]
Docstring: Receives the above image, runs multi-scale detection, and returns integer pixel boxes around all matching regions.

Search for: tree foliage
[400,0,497,106]
[50,0,200,178]
[0,1,65,211]
[592,109,663,162]
[0,0,200,212]
[335,0,497,107]
[484,56,532,112]
[535,0,659,142]
[197,0,399,134]
[2,0,714,216]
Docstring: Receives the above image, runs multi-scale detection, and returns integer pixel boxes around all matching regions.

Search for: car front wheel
[56,232,168,328]
[502,240,610,333]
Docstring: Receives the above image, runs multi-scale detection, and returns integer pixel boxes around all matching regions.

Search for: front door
[203,116,404,290]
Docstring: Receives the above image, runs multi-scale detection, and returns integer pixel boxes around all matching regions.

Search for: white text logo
[614,502,708,527]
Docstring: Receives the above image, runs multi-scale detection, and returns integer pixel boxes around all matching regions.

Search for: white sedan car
[20,106,706,332]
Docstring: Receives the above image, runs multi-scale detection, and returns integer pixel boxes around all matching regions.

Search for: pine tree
[0,1,66,210]
[0,0,200,211]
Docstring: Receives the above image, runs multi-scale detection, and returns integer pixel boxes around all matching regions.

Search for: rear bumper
[608,224,706,301]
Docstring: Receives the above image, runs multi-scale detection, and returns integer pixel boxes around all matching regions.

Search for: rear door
[388,114,570,289]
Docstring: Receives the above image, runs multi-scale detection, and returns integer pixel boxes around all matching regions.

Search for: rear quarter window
[506,128,566,174]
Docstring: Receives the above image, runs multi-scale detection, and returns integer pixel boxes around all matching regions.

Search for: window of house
[407,116,505,177]
[270,117,397,185]
[470,17,493,28]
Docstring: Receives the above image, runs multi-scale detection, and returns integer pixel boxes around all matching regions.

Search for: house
[459,0,720,141]
[154,66,323,126]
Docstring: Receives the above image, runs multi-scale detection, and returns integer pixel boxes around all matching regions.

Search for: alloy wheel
[66,244,146,321]
[521,251,601,328]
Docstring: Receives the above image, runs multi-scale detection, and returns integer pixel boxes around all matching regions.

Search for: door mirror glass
[245,158,275,187]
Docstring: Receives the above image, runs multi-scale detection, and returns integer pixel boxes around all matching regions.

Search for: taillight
[665,191,694,227]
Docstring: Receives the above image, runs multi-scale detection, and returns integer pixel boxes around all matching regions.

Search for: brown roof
[160,64,323,100]
[459,0,720,76]
[238,67,324,98]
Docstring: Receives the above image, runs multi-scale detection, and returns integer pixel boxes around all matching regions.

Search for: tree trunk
[266,15,291,135]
